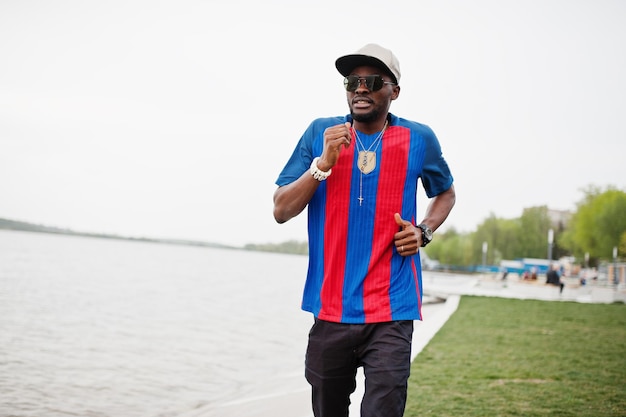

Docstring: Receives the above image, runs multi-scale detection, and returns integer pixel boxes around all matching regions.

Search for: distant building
[547,209,572,229]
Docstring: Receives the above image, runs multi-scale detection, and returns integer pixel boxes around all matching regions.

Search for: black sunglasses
[343,75,396,92]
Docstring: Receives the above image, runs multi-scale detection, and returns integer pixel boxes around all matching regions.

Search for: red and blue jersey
[276,113,453,324]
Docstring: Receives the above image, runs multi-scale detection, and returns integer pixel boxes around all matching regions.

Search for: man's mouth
[352,97,372,108]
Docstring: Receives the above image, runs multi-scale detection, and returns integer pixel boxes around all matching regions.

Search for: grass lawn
[405,296,626,417]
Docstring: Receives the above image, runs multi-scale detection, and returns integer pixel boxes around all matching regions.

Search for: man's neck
[353,114,389,134]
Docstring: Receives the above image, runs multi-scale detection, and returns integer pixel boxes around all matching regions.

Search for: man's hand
[317,122,352,171]
[394,213,421,256]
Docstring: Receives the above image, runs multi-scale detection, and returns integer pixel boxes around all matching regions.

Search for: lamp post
[482,241,488,271]
[613,246,618,285]
[547,229,554,263]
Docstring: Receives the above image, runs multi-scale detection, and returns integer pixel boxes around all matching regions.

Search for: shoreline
[181,299,459,417]
[179,273,625,417]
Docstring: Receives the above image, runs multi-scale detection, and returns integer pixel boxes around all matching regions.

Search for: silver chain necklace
[352,120,388,206]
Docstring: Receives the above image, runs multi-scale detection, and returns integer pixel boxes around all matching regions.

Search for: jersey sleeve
[275,117,346,187]
[419,125,454,198]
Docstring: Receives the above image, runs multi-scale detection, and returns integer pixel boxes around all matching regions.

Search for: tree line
[249,185,626,267]
[427,185,626,268]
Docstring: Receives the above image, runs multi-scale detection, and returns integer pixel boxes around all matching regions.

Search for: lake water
[0,229,314,417]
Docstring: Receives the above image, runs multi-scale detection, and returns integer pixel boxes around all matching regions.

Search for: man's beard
[350,108,380,123]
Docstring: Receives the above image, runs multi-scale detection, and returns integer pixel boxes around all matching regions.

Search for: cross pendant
[358,196,364,206]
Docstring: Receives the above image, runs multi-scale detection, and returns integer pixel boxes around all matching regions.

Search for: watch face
[418,224,433,244]
[417,223,433,247]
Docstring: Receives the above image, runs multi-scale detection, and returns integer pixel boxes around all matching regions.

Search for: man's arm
[420,184,456,232]
[394,185,456,256]
[273,122,352,224]
[273,173,321,224]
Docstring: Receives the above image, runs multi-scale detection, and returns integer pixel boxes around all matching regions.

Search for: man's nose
[354,78,370,91]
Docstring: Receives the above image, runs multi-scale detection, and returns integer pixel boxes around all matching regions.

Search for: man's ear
[391,85,400,100]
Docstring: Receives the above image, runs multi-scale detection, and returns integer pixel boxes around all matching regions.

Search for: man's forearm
[273,171,321,223]
[421,185,456,231]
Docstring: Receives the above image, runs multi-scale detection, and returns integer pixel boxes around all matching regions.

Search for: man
[273,44,455,417]
[546,264,564,294]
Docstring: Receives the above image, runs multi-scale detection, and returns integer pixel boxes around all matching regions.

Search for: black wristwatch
[416,223,433,247]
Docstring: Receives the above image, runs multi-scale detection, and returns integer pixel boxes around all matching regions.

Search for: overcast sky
[1,0,625,247]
